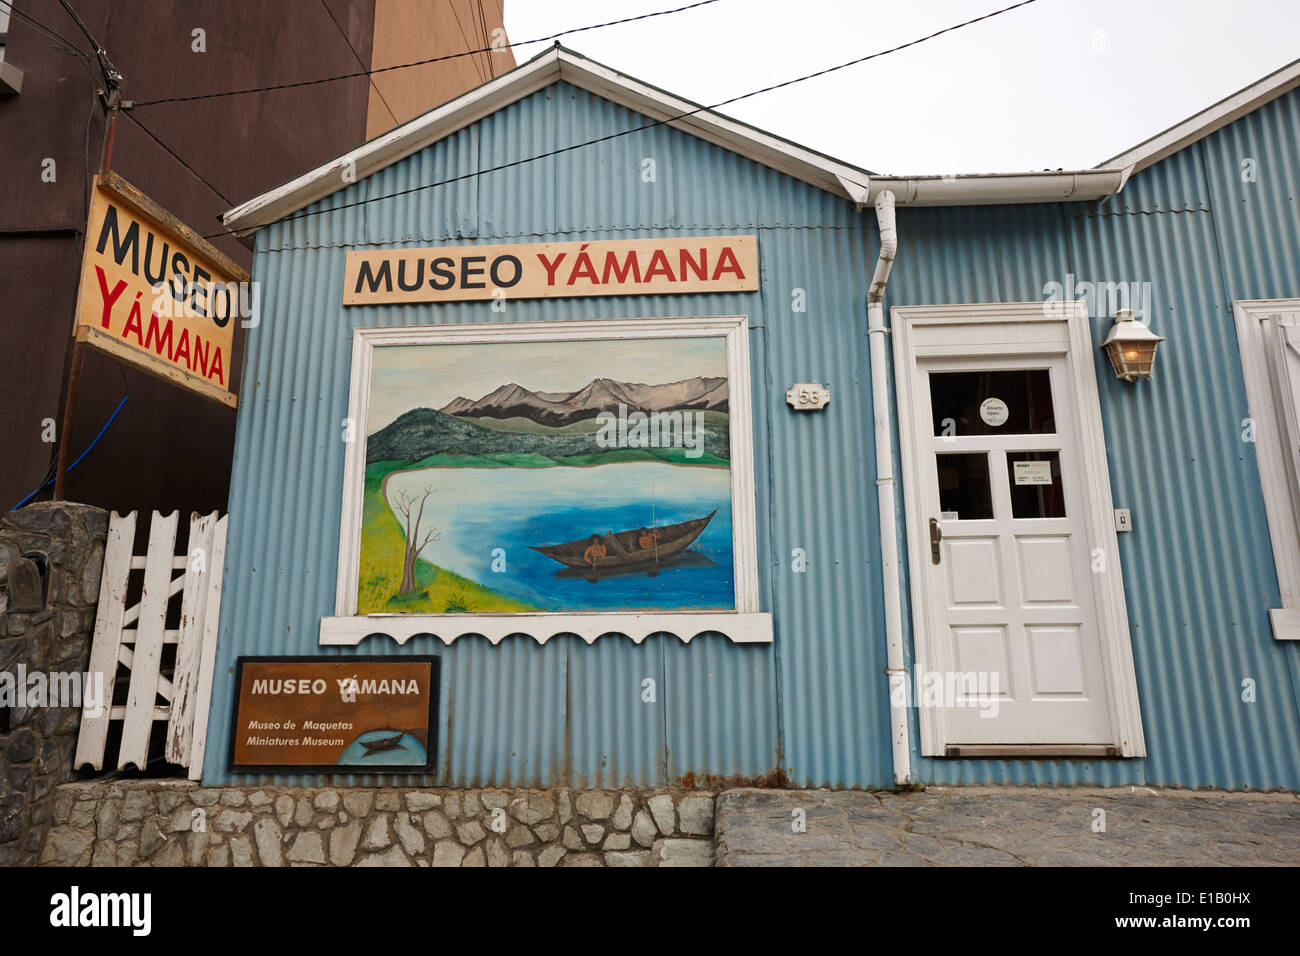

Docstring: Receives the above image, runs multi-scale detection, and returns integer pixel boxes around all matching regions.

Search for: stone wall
[0,502,108,867]
[41,782,717,867]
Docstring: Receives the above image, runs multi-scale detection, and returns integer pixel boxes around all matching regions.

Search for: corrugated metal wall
[204,81,889,789]
[891,88,1300,790]
[203,79,1300,791]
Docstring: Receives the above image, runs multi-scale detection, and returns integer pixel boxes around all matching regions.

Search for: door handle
[929,517,942,565]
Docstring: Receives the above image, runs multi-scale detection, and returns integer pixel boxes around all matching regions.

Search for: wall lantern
[1101,309,1165,382]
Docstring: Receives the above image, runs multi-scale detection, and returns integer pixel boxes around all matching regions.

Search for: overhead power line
[132,0,723,107]
[123,109,234,205]
[0,1,104,217]
[447,0,487,84]
[0,0,83,57]
[56,0,119,88]
[476,0,495,83]
[204,0,1041,238]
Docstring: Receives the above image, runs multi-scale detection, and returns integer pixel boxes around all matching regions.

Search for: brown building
[0,0,513,516]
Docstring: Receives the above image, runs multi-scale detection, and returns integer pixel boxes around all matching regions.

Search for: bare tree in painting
[393,486,441,596]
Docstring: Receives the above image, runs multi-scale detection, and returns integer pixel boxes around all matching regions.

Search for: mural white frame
[322,315,770,646]
[892,300,1147,757]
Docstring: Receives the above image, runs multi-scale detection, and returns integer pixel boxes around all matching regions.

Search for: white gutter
[867,189,910,786]
[866,168,1128,207]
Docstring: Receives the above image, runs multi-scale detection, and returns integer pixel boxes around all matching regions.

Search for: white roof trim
[222,50,1300,234]
[1101,57,1300,176]
[221,46,873,236]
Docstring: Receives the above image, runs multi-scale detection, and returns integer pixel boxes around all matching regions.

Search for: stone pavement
[715,787,1300,866]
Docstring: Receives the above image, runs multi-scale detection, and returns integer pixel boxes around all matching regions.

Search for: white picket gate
[74,510,228,779]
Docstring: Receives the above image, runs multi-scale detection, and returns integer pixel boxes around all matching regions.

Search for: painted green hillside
[366,406,730,464]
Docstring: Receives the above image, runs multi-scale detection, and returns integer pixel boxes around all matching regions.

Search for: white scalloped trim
[319,612,773,646]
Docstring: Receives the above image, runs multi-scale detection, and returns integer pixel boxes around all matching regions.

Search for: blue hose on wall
[10,395,130,511]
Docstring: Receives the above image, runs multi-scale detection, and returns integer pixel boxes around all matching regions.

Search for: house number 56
[786,383,830,411]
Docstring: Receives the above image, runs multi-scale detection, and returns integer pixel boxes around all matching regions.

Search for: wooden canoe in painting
[360,732,405,756]
[531,510,717,570]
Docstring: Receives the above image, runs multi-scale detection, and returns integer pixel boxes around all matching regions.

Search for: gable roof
[221,44,1126,237]
[220,47,1300,238]
[1101,57,1300,176]
[221,45,874,237]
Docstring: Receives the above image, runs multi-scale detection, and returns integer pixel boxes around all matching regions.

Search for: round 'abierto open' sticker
[979,397,1009,427]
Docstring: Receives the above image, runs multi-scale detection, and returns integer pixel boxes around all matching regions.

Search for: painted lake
[384,460,734,611]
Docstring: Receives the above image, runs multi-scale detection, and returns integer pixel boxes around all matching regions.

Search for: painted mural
[357,335,735,613]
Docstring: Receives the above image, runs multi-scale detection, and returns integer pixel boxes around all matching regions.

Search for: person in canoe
[583,535,607,568]
[533,511,716,572]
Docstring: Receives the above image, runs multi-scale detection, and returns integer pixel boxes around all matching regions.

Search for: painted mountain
[439,376,728,427]
[366,375,731,465]
[358,339,737,617]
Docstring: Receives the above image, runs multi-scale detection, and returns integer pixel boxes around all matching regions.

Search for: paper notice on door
[1013,461,1053,485]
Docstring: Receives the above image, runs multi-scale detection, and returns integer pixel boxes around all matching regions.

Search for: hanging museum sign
[342,235,758,305]
[73,171,248,408]
[228,657,439,772]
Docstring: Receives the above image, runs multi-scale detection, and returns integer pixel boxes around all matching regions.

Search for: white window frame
[1233,298,1300,640]
[892,300,1147,757]
[320,314,771,646]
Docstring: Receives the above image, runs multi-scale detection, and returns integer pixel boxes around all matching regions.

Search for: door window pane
[937,453,993,520]
[930,369,1056,436]
[1008,451,1066,518]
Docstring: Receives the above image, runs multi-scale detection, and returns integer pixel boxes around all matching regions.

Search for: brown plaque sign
[228,657,439,773]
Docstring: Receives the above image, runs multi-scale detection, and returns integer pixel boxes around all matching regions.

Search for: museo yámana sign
[74,172,248,407]
[229,657,439,772]
[343,235,758,305]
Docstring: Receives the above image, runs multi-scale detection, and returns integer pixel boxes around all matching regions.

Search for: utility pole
[52,0,121,501]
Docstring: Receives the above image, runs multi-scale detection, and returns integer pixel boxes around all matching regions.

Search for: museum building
[204,46,1300,791]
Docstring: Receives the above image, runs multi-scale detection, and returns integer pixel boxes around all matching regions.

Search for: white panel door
[915,355,1112,746]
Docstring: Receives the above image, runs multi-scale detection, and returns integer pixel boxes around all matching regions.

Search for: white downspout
[867,189,910,786]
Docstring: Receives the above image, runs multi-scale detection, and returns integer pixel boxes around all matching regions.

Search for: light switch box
[1114,508,1132,532]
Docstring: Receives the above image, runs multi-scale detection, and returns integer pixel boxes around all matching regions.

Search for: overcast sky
[505,0,1299,174]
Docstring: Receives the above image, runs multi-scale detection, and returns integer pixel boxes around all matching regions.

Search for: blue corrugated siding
[205,78,1300,790]
[206,81,872,788]
[892,89,1300,790]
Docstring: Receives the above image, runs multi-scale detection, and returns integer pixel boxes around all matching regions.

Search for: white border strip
[320,612,773,646]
